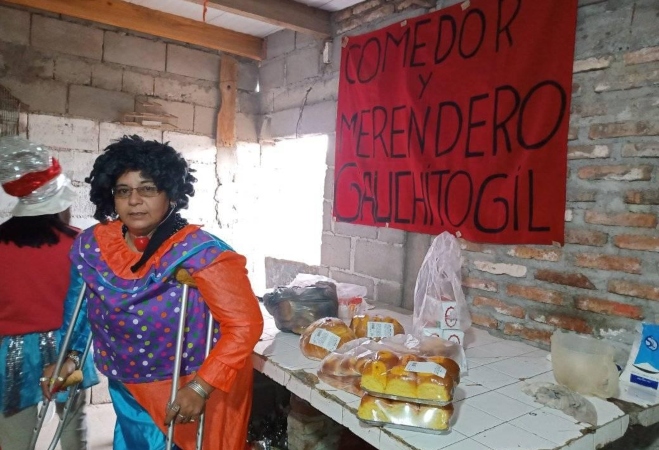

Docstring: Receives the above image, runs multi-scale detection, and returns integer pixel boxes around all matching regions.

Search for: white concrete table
[252,304,659,450]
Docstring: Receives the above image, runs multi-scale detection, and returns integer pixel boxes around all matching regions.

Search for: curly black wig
[86,135,197,222]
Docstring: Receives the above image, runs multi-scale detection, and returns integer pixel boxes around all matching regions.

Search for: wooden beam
[186,0,332,38]
[1,0,264,60]
[217,55,237,148]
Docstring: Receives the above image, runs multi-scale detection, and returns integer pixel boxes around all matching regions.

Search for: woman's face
[114,171,170,237]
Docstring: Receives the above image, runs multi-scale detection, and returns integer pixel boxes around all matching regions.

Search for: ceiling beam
[186,0,332,38]
[1,0,265,60]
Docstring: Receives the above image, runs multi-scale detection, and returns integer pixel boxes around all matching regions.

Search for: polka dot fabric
[71,228,228,383]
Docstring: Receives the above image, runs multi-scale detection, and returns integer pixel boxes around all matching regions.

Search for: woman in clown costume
[43,135,263,450]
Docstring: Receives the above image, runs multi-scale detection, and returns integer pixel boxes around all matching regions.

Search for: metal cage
[0,85,21,138]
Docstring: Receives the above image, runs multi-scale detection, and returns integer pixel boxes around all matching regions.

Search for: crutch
[167,269,215,450]
[29,283,91,450]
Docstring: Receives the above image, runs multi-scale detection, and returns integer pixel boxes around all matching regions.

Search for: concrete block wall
[259,0,659,349]
[0,113,220,231]
[0,3,259,141]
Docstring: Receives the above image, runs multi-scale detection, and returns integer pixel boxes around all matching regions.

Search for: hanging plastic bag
[412,232,471,346]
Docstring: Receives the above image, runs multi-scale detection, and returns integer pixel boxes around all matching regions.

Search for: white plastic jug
[551,330,619,398]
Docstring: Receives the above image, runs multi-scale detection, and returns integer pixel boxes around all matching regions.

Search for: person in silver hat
[0,136,99,450]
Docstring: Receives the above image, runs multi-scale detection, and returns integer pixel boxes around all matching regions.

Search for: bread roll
[425,356,461,385]
[416,372,453,402]
[357,395,454,431]
[360,360,388,393]
[384,365,417,398]
[299,317,357,360]
[373,350,399,369]
[350,314,405,339]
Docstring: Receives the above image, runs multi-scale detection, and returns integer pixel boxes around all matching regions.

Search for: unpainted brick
[362,4,396,24]
[354,239,405,282]
[574,295,644,320]
[0,77,67,114]
[286,47,321,85]
[377,227,406,244]
[608,280,659,301]
[104,32,166,71]
[458,239,493,254]
[265,30,295,59]
[473,296,525,319]
[573,56,612,73]
[503,323,552,346]
[571,102,608,118]
[506,284,565,305]
[567,127,578,140]
[564,228,608,246]
[31,16,103,60]
[577,165,652,181]
[567,144,610,159]
[54,56,92,85]
[68,85,134,122]
[193,105,216,137]
[122,71,154,96]
[91,64,123,91]
[154,77,219,109]
[613,234,659,252]
[566,191,597,202]
[624,46,659,65]
[594,69,659,92]
[535,269,596,290]
[471,312,498,329]
[529,312,592,334]
[353,0,382,15]
[321,233,352,269]
[236,112,258,144]
[328,270,375,299]
[624,190,659,205]
[0,5,30,45]
[166,44,220,82]
[462,277,498,292]
[375,281,403,305]
[28,114,99,151]
[473,261,527,278]
[622,142,659,158]
[584,210,657,228]
[507,246,561,262]
[574,253,642,274]
[589,121,659,139]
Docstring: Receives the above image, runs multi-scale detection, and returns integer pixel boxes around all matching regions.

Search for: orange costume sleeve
[194,250,265,391]
[126,249,264,450]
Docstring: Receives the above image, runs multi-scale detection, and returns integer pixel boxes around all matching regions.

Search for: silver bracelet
[66,352,81,370]
[185,380,210,400]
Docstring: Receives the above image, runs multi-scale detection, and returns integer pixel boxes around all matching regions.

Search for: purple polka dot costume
[71,226,230,383]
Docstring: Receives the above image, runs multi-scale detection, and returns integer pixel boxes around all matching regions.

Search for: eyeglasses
[112,185,160,198]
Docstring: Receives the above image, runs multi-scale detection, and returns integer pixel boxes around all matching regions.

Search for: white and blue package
[621,323,659,392]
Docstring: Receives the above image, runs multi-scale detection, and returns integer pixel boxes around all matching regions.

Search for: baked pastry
[416,372,453,402]
[357,395,454,431]
[360,360,388,393]
[383,365,417,398]
[299,317,357,360]
[373,350,399,369]
[350,314,405,339]
[425,356,461,385]
[399,353,423,367]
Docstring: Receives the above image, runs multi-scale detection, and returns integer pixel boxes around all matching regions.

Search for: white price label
[404,361,447,378]
[309,328,341,352]
[367,321,394,338]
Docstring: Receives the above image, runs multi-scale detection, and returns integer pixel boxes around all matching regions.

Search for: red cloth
[0,231,76,335]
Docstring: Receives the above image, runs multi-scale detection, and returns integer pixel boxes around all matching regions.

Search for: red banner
[334,0,578,244]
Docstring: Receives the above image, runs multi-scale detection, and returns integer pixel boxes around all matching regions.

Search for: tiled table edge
[253,305,658,450]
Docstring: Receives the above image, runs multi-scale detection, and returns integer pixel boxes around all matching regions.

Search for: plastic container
[551,330,619,398]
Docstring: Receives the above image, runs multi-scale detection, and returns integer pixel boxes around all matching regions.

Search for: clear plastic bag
[357,395,454,433]
[412,232,471,346]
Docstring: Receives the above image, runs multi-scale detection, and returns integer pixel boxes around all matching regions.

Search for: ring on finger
[167,402,181,412]
[39,377,49,383]
[177,414,188,420]
[56,376,64,382]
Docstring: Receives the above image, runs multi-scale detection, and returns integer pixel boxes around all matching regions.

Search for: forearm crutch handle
[28,283,87,450]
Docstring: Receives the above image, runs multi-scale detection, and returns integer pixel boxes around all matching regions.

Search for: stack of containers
[356,352,459,433]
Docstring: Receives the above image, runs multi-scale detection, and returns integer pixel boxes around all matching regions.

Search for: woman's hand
[40,359,77,400]
[164,377,214,426]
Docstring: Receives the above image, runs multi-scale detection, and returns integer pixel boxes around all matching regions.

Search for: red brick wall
[333,0,658,347]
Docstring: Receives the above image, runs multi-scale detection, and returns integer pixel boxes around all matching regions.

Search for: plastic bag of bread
[360,353,459,405]
[263,281,338,334]
[350,314,405,340]
[357,394,453,433]
[317,338,399,395]
[299,317,357,360]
